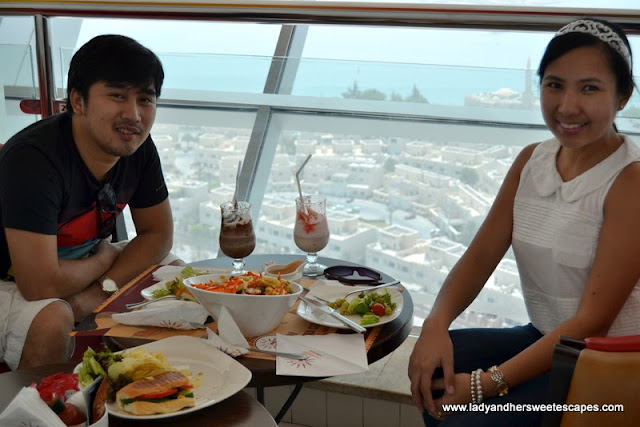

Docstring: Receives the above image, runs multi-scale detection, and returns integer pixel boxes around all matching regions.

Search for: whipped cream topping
[222,211,251,226]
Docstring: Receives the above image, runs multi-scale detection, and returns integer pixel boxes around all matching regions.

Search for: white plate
[75,336,252,420]
[140,268,225,300]
[296,287,403,329]
[140,279,173,300]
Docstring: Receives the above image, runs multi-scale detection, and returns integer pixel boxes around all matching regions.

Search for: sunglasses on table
[323,265,383,285]
[97,183,119,239]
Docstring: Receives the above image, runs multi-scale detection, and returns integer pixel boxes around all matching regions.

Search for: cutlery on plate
[343,280,402,298]
[125,295,178,309]
[299,296,366,333]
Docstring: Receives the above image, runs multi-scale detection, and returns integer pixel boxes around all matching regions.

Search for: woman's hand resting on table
[408,320,456,415]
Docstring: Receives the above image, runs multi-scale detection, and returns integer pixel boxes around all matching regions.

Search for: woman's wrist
[479,366,510,399]
[422,314,450,332]
[479,372,495,399]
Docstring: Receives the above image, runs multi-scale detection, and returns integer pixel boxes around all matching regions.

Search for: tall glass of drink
[219,201,256,274]
[294,195,330,277]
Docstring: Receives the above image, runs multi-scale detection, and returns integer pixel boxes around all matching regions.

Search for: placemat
[71,264,381,360]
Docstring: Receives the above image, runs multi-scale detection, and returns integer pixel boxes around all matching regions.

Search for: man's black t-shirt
[0,112,168,279]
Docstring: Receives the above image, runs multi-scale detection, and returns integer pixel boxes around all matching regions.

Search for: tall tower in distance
[522,57,534,109]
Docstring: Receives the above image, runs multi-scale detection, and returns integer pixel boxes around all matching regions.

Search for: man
[0,34,179,370]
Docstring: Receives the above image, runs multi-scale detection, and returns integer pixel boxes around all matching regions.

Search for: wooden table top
[0,362,276,426]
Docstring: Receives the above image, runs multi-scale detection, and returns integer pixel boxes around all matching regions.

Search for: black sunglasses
[97,183,118,239]
[323,265,383,285]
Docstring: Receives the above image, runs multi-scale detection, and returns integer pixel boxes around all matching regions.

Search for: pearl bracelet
[470,368,484,404]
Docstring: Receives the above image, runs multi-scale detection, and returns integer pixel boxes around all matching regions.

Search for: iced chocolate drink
[219,201,256,273]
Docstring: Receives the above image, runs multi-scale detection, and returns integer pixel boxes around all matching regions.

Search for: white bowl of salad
[183,272,303,337]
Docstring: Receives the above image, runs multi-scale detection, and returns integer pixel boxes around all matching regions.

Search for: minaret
[522,57,534,109]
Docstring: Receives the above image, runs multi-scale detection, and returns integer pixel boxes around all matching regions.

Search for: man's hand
[64,282,108,321]
[92,238,123,266]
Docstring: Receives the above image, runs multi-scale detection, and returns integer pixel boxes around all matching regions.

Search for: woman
[408,18,639,426]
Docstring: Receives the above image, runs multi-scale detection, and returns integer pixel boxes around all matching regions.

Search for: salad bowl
[183,273,303,337]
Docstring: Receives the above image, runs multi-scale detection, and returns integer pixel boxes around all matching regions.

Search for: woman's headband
[556,19,632,71]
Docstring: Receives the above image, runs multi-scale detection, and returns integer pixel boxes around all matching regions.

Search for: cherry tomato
[57,403,86,426]
[370,303,385,317]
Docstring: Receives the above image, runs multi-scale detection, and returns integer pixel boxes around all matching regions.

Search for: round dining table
[190,254,414,388]
[0,362,276,426]
[190,254,414,422]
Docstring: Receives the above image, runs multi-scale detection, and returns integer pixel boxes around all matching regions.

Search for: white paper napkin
[112,299,209,330]
[0,387,66,427]
[202,306,249,357]
[275,333,368,377]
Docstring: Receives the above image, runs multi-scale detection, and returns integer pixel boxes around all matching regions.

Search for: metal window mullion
[34,14,55,118]
[241,24,308,212]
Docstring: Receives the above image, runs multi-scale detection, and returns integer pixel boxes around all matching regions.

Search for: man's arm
[6,228,120,301]
[64,199,175,320]
[100,198,174,287]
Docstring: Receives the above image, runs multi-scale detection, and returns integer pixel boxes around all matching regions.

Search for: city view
[136,90,552,328]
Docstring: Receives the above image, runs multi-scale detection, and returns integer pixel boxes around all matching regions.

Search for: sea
[159,53,537,107]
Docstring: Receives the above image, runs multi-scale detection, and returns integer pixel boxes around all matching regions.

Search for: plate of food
[74,336,252,420]
[297,285,403,329]
[140,266,215,301]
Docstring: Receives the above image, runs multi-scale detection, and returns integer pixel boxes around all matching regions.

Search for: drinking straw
[295,154,312,213]
[232,160,242,208]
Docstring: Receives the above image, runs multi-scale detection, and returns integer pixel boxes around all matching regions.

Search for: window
[4,10,639,330]
[0,16,38,141]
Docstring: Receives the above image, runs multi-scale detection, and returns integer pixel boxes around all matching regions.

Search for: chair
[545,335,640,426]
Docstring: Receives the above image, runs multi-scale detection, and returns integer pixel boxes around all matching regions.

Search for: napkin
[0,386,105,427]
[275,333,368,377]
[0,387,66,427]
[112,299,209,330]
[202,306,249,357]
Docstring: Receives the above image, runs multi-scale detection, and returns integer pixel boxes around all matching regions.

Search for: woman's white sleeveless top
[512,135,640,335]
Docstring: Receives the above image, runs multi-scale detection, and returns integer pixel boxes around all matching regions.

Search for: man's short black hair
[65,34,164,111]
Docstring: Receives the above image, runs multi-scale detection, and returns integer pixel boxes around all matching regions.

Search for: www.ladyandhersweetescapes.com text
[442,402,624,414]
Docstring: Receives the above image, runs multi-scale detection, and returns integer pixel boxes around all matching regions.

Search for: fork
[125,295,179,309]
[343,280,401,298]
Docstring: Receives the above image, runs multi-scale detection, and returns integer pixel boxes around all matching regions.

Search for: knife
[299,296,366,333]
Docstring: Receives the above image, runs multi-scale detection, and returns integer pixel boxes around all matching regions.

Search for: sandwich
[115,371,195,415]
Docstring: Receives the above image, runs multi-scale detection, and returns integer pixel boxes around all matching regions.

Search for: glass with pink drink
[294,195,330,277]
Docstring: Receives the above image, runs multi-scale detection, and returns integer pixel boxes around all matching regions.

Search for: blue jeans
[423,323,549,427]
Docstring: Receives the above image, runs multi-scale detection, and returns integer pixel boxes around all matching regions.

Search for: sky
[77,18,638,72]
